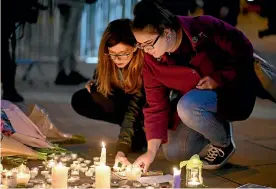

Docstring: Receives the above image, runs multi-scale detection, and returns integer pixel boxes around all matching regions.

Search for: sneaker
[203,122,236,170]
[55,71,89,85]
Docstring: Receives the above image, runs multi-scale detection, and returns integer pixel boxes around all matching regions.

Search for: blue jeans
[162,89,230,162]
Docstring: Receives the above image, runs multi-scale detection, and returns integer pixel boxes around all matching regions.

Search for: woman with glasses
[71,19,146,168]
[131,0,266,171]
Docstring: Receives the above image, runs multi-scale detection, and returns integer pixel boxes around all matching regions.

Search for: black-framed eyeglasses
[135,35,161,52]
[105,52,131,60]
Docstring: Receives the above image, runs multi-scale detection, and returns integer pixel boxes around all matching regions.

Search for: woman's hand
[114,151,131,171]
[133,139,161,173]
[196,76,219,90]
[85,80,94,93]
[133,151,156,173]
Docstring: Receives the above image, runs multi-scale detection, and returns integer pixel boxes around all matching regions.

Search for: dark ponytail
[132,0,180,34]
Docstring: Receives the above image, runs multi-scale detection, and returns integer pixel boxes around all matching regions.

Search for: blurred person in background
[203,0,240,27]
[55,0,97,85]
[1,0,46,102]
[258,0,276,38]
[71,19,146,168]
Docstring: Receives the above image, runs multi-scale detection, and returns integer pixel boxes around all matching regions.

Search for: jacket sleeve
[116,91,144,155]
[142,62,170,144]
[202,16,254,86]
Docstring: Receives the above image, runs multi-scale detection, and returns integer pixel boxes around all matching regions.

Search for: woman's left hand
[196,76,219,90]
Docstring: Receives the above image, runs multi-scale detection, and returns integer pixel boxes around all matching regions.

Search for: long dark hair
[132,0,180,34]
[97,19,143,96]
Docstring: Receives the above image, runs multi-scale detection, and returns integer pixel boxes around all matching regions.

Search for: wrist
[147,139,162,157]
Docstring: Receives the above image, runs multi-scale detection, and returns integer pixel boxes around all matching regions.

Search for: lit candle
[2,171,17,187]
[100,141,106,165]
[173,167,181,188]
[51,162,68,188]
[17,172,30,185]
[95,165,111,188]
[47,160,56,169]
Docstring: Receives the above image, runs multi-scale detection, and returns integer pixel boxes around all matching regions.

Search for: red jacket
[143,16,254,143]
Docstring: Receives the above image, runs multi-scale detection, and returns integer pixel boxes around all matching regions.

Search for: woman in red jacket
[131,0,266,171]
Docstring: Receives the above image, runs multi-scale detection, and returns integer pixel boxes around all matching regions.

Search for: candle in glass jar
[100,141,106,165]
[51,162,68,188]
[17,172,30,185]
[173,167,181,188]
[95,165,111,188]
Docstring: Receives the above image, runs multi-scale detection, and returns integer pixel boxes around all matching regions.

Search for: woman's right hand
[114,151,131,171]
[85,80,94,93]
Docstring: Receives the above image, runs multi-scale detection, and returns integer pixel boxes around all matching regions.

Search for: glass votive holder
[79,166,88,173]
[46,178,52,184]
[80,163,87,167]
[61,152,66,156]
[125,166,142,181]
[84,160,91,165]
[82,183,91,188]
[71,153,78,160]
[71,169,79,176]
[30,168,38,179]
[93,157,100,165]
[40,170,49,176]
[77,158,84,163]
[60,157,68,163]
[68,177,76,183]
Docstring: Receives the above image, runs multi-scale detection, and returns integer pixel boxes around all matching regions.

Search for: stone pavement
[10,12,276,188]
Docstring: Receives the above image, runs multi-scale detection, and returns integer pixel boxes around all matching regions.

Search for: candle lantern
[180,154,203,188]
[16,164,31,186]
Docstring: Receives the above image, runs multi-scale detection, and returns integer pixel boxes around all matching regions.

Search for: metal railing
[15,0,140,64]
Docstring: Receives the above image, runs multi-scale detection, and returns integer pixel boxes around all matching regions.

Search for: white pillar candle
[95,165,111,188]
[173,167,181,188]
[100,141,106,165]
[51,162,68,188]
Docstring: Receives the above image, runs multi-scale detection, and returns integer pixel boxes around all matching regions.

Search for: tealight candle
[111,180,119,187]
[80,166,88,173]
[41,170,49,176]
[71,169,79,176]
[77,158,84,163]
[68,177,76,183]
[17,172,31,185]
[30,168,38,179]
[133,181,142,187]
[46,178,52,184]
[93,157,100,165]
[61,152,66,156]
[2,171,17,187]
[84,160,91,165]
[125,166,142,181]
[47,160,56,169]
[146,186,154,189]
[60,157,68,163]
[82,183,91,188]
[80,163,87,167]
[71,153,78,160]
[72,176,80,181]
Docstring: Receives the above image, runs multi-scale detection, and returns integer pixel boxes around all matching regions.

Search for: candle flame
[102,141,105,148]
[173,167,181,175]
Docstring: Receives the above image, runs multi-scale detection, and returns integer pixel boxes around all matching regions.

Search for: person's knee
[162,143,193,162]
[177,90,201,124]
[71,89,88,112]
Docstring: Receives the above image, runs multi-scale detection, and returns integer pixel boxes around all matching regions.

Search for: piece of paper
[237,183,271,188]
[138,174,173,184]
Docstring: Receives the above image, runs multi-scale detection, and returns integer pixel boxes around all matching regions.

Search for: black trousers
[1,22,17,94]
[71,87,145,150]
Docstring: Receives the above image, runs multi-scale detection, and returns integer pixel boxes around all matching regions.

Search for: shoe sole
[203,122,236,170]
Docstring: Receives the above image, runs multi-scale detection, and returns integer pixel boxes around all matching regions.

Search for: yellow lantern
[180,154,203,188]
